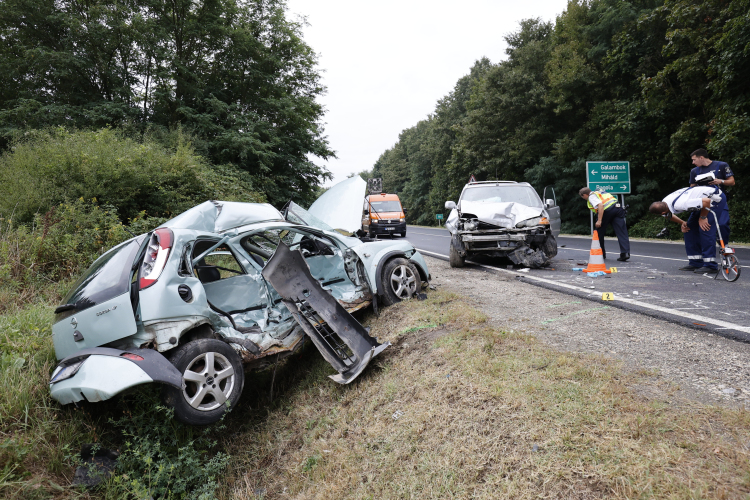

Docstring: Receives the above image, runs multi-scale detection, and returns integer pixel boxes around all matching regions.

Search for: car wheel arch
[375,252,427,299]
[374,251,407,296]
[175,323,218,348]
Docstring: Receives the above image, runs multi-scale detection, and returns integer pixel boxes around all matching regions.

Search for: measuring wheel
[719,252,741,282]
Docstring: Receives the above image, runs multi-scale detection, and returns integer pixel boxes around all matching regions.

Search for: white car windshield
[461,185,542,207]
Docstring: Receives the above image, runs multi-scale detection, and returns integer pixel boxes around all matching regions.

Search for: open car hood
[459,200,543,229]
[308,176,367,234]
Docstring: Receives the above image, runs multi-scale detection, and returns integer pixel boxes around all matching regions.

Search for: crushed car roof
[161,201,285,233]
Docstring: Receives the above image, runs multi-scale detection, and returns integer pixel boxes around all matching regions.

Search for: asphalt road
[394,226,750,343]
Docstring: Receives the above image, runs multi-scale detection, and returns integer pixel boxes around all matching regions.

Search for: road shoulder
[424,255,750,409]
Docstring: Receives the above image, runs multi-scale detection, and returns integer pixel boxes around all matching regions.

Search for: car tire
[162,339,244,426]
[401,230,406,237]
[380,258,421,306]
[449,241,465,268]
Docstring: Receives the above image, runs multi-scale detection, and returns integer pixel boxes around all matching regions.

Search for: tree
[0,0,333,206]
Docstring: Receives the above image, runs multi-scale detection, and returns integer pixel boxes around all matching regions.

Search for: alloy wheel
[182,351,236,411]
[389,264,417,299]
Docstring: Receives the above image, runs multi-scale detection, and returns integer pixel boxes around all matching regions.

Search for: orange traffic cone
[582,230,611,274]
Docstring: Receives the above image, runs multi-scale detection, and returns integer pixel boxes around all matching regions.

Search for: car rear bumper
[50,347,181,405]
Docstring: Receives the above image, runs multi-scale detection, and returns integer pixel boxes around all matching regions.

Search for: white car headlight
[399,218,405,223]
[517,217,542,228]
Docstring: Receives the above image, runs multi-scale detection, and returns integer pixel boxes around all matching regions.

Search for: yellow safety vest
[587,191,616,213]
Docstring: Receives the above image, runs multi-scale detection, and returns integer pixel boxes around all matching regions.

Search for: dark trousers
[598,206,630,257]
[685,193,730,270]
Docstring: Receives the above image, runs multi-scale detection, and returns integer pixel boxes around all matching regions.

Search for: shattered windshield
[284,201,335,232]
[461,185,542,207]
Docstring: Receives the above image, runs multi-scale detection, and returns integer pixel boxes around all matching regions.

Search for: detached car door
[52,236,147,360]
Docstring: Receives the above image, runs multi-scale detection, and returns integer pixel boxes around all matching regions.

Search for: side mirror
[445,201,456,210]
[545,199,555,208]
[403,208,408,215]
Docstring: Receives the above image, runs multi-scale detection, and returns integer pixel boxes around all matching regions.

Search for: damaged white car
[445,181,561,268]
[49,177,430,425]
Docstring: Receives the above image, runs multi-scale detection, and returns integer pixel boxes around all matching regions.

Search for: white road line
[412,232,688,262]
[410,231,450,238]
[558,247,686,262]
[415,248,750,334]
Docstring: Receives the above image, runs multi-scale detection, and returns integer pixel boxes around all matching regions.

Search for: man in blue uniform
[649,186,729,274]
[689,148,735,191]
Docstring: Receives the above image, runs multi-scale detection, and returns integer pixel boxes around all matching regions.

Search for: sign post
[436,213,444,226]
[586,161,631,234]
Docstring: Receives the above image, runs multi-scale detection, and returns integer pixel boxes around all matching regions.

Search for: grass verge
[222,290,750,499]
[0,302,230,500]
[2,290,750,498]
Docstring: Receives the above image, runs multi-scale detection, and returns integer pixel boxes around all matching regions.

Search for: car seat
[195,260,221,283]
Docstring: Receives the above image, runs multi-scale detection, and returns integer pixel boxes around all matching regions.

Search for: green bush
[104,392,229,500]
[0,304,100,498]
[628,212,684,241]
[0,198,164,311]
[728,201,750,243]
[0,127,265,224]
[629,204,750,244]
[0,304,228,499]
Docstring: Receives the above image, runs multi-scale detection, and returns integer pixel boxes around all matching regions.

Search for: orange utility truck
[362,192,407,238]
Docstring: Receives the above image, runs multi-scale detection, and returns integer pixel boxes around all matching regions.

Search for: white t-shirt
[663,186,717,213]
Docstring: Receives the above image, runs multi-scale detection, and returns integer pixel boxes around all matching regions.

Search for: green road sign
[586,161,631,194]
[436,213,444,220]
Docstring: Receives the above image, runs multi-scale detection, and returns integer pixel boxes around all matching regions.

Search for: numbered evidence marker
[601,292,614,301]
[610,267,618,273]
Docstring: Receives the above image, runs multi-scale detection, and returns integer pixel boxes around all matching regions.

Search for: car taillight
[139,228,173,289]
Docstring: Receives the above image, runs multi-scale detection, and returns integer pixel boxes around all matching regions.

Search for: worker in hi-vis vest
[579,187,631,261]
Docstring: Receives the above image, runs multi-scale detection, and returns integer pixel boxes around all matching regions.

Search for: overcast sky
[284,0,571,186]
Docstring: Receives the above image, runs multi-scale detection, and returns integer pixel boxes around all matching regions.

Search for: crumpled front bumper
[456,228,556,268]
[459,231,528,252]
[49,347,182,405]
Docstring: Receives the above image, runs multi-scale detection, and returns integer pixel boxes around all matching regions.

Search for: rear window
[58,237,144,314]
[369,200,402,212]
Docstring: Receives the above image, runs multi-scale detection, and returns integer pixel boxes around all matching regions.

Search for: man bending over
[649,186,729,275]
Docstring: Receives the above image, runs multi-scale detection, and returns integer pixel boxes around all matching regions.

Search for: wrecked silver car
[445,181,561,268]
[49,177,430,425]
